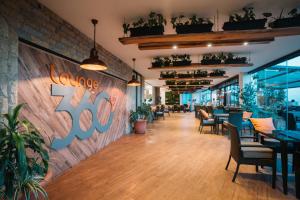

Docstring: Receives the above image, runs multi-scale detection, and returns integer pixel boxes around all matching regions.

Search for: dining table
[255,129,300,197]
[213,113,229,134]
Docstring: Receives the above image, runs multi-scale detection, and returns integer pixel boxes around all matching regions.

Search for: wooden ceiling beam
[138,38,274,50]
[148,63,253,71]
[119,27,300,45]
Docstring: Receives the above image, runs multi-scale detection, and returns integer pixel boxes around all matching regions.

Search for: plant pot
[152,62,162,68]
[201,59,221,65]
[224,58,247,64]
[223,19,267,31]
[164,62,171,66]
[173,60,192,66]
[134,120,147,134]
[130,26,164,37]
[175,24,213,34]
[194,74,208,78]
[269,17,300,28]
[178,74,192,78]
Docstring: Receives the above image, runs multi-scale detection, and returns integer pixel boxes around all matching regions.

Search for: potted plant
[163,57,172,66]
[201,54,222,65]
[177,81,187,85]
[129,103,152,134]
[0,104,50,200]
[177,71,193,78]
[194,70,208,78]
[268,8,300,28]
[152,56,164,67]
[123,12,167,37]
[160,71,176,78]
[209,69,226,77]
[172,54,192,66]
[224,53,247,64]
[171,15,213,34]
[199,80,211,85]
[165,80,176,85]
[223,7,267,30]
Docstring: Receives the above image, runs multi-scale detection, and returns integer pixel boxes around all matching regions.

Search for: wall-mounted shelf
[148,63,253,71]
[159,76,229,81]
[164,84,213,87]
[119,27,300,50]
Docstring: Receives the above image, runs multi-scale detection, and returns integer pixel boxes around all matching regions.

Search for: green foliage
[129,103,153,124]
[240,83,257,112]
[171,14,212,28]
[261,87,286,118]
[229,7,257,22]
[171,54,191,62]
[123,12,167,34]
[0,104,49,200]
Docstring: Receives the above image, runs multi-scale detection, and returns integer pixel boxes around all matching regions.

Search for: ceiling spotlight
[243,42,249,46]
[207,43,212,47]
[172,45,178,49]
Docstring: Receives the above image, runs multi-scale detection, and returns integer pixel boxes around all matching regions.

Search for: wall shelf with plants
[164,79,212,87]
[123,12,167,37]
[171,15,213,34]
[268,8,300,28]
[151,54,191,68]
[160,69,228,80]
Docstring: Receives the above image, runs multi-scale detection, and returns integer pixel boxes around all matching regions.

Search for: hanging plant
[177,71,193,78]
[268,8,300,28]
[223,7,268,30]
[123,12,167,37]
[171,14,213,34]
[160,71,176,78]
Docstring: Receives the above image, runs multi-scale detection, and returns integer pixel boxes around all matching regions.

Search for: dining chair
[199,109,216,134]
[224,121,277,188]
[222,112,243,135]
[242,111,253,134]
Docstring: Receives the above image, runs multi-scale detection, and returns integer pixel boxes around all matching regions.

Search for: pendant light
[128,58,141,87]
[80,19,107,70]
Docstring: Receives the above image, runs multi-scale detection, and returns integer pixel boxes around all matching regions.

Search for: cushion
[203,119,215,124]
[200,109,209,119]
[243,111,253,120]
[241,146,273,159]
[241,141,262,146]
[249,118,275,134]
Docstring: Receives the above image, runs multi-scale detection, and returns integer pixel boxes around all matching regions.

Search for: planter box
[178,74,193,78]
[175,24,213,34]
[152,62,162,68]
[223,19,267,31]
[270,17,300,28]
[172,60,192,66]
[201,59,221,65]
[224,58,247,64]
[194,74,208,78]
[130,26,164,37]
[161,75,175,78]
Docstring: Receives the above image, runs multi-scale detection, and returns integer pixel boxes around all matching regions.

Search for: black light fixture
[127,58,141,87]
[80,19,107,71]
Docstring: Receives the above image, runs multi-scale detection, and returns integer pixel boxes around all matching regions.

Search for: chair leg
[200,125,203,134]
[225,155,231,170]
[255,165,259,172]
[272,154,277,189]
[232,163,240,182]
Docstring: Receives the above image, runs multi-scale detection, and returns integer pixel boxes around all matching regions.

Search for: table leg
[295,143,300,199]
[280,141,288,195]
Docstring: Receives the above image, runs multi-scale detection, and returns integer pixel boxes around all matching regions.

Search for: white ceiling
[39,0,300,86]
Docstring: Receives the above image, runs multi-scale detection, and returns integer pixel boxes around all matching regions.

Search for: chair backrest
[223,122,241,161]
[228,112,243,132]
[200,109,209,120]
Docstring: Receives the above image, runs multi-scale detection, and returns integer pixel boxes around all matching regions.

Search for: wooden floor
[46,112,296,200]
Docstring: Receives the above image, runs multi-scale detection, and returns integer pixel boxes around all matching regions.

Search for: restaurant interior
[1,0,300,199]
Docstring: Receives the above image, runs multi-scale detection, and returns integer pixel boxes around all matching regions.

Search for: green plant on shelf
[171,14,212,28]
[0,104,49,200]
[229,7,256,22]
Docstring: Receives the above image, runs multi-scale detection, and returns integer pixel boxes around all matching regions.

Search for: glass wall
[250,55,300,130]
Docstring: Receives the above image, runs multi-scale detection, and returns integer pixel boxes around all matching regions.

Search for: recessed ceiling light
[243,42,249,46]
[207,43,212,47]
[172,45,178,49]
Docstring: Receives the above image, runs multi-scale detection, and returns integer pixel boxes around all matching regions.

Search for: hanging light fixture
[128,58,141,87]
[80,19,107,71]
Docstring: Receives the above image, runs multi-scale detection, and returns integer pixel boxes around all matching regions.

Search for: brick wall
[0,0,133,114]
